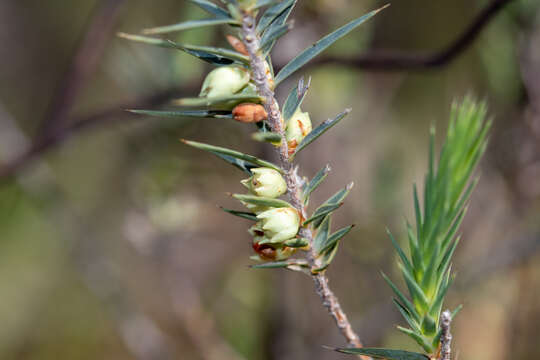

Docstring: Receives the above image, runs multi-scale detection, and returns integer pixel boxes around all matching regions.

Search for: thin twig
[439,310,452,360]
[284,0,515,72]
[241,12,367,356]
[38,0,127,138]
[0,84,198,181]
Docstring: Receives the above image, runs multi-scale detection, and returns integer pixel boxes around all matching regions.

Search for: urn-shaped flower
[199,65,250,98]
[241,167,287,198]
[255,207,300,243]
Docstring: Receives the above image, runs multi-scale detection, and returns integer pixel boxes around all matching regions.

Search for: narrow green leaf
[274,5,387,85]
[302,163,330,203]
[189,0,230,18]
[251,259,308,269]
[260,22,292,54]
[387,228,413,274]
[233,194,292,208]
[335,347,429,360]
[174,94,264,107]
[182,139,281,172]
[220,207,257,221]
[302,202,342,227]
[421,314,437,336]
[283,238,309,248]
[316,240,340,271]
[313,216,331,254]
[254,0,280,10]
[118,33,248,65]
[213,153,256,174]
[397,327,434,353]
[128,109,232,119]
[318,224,354,255]
[382,272,420,322]
[142,18,238,35]
[293,109,350,156]
[256,0,296,34]
[392,299,421,333]
[310,182,353,228]
[399,263,429,313]
[251,132,282,143]
[282,77,310,123]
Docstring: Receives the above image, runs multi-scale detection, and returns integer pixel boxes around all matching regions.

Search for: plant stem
[439,310,452,360]
[240,12,368,355]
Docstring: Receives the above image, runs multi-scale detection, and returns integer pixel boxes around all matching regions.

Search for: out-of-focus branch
[0,84,197,181]
[287,0,515,72]
[38,0,127,137]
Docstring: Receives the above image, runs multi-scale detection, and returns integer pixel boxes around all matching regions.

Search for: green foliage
[302,164,330,204]
[274,4,388,85]
[143,18,238,35]
[128,109,233,119]
[336,348,429,360]
[385,98,491,353]
[182,139,281,173]
[292,108,350,157]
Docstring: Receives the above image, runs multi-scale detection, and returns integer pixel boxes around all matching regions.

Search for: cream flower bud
[241,168,287,198]
[256,207,300,243]
[285,108,312,153]
[199,65,250,98]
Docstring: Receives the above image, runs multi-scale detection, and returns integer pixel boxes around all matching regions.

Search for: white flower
[199,65,250,98]
[256,207,300,243]
[241,167,287,198]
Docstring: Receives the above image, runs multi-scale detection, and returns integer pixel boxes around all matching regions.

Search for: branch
[38,0,127,137]
[290,0,514,72]
[438,310,452,360]
[241,12,367,356]
[0,84,198,181]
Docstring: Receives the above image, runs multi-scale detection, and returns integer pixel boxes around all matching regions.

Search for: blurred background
[0,0,539,359]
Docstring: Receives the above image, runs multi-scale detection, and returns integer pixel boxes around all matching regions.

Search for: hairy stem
[439,310,452,360]
[240,12,367,354]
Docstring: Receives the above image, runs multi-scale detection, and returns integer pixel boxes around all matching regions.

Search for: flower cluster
[237,168,301,261]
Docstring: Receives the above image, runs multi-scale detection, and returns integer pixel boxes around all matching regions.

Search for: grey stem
[240,12,369,357]
[439,310,452,360]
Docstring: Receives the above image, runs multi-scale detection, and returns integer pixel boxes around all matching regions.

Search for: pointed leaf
[318,224,354,255]
[251,132,282,143]
[399,263,429,312]
[292,109,350,156]
[302,163,330,203]
[232,194,292,208]
[128,109,232,119]
[283,238,309,248]
[303,202,342,227]
[313,215,331,254]
[189,0,230,18]
[382,272,420,322]
[392,299,421,333]
[397,327,434,353]
[274,5,387,85]
[387,228,413,274]
[256,0,296,34]
[118,33,248,65]
[142,18,238,35]
[251,259,308,269]
[260,22,292,54]
[182,139,281,172]
[174,94,264,107]
[220,207,257,221]
[282,77,310,123]
[335,348,429,360]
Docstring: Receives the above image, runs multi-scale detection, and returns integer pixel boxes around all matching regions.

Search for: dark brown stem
[37,0,126,138]
[283,0,515,72]
[241,12,367,355]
